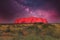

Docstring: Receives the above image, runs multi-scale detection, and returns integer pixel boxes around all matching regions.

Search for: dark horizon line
[0,23,59,25]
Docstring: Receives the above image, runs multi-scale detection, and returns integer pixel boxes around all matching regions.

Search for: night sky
[0,0,60,23]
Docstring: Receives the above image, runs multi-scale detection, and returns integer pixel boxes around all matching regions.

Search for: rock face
[15,17,48,24]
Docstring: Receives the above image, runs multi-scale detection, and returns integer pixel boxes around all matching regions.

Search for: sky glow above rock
[0,0,60,23]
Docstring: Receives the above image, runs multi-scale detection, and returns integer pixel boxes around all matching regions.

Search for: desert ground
[0,23,60,40]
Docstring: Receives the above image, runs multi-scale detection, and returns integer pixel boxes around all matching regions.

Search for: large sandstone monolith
[15,17,48,24]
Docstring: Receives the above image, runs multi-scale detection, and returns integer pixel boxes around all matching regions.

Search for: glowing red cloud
[15,17,48,24]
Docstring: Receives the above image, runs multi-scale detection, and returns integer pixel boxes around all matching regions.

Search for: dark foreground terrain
[0,23,60,40]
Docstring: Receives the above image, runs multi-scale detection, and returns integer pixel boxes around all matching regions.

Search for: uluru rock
[15,17,48,24]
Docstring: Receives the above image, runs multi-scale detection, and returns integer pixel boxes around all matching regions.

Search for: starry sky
[0,0,60,23]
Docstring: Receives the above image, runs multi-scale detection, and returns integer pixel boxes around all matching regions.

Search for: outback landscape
[0,23,60,40]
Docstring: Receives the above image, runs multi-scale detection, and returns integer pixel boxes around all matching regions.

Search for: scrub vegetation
[0,23,60,40]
